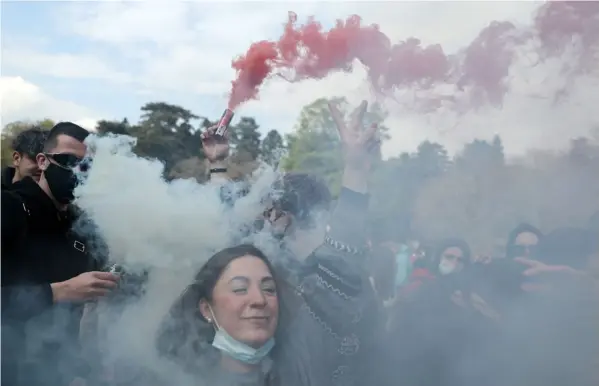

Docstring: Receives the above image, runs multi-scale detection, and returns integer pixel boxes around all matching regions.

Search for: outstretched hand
[201,125,230,162]
[514,257,588,292]
[328,100,380,173]
[514,257,579,277]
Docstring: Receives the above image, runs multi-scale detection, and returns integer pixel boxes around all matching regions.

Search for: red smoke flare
[228,2,599,111]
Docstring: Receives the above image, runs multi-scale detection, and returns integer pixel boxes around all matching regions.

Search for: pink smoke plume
[228,1,599,112]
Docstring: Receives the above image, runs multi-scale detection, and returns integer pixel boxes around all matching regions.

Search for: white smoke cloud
[73,133,282,377]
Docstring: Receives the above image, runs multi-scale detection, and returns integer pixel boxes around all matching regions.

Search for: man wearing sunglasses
[1,122,119,386]
[1,127,47,190]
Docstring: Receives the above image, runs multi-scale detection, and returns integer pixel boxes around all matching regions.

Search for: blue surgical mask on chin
[209,307,275,365]
[212,327,275,365]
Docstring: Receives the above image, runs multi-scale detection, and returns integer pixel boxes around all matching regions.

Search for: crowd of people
[1,100,598,386]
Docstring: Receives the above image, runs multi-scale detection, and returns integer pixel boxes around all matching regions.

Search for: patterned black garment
[272,188,381,386]
[198,185,380,386]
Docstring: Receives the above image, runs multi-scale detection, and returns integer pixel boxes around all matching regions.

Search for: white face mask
[208,307,275,365]
[438,260,456,275]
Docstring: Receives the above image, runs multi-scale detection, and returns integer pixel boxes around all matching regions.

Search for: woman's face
[438,246,465,275]
[202,255,279,348]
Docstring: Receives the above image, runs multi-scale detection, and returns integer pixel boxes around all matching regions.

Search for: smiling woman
[156,244,289,385]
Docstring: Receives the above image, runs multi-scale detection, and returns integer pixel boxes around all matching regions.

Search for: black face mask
[44,163,78,205]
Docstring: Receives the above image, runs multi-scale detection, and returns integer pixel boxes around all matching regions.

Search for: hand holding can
[201,109,233,162]
[215,109,234,137]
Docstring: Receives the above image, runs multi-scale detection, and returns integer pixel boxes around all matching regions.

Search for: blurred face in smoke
[510,231,540,259]
[258,173,330,259]
[261,202,326,260]
[263,205,292,239]
[200,255,279,348]
[438,246,465,275]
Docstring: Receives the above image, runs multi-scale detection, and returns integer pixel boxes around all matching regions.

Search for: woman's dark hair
[432,238,472,272]
[505,223,543,258]
[155,244,289,371]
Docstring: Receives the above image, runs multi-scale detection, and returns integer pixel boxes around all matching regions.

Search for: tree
[260,129,285,167]
[130,102,204,172]
[412,141,451,178]
[1,119,54,168]
[456,135,505,173]
[282,98,343,192]
[95,118,131,136]
[230,117,262,161]
[369,141,450,233]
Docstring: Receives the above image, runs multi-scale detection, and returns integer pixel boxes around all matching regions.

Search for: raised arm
[296,100,380,324]
[311,100,379,265]
[285,101,382,386]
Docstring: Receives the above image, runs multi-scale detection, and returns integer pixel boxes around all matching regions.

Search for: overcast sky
[2,1,596,157]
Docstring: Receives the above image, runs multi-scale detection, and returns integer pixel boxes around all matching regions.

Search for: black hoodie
[1,177,99,386]
[1,166,16,190]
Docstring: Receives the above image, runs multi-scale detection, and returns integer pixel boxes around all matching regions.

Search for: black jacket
[1,177,99,386]
[1,166,16,190]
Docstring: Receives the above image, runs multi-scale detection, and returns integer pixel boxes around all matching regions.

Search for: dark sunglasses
[45,153,92,172]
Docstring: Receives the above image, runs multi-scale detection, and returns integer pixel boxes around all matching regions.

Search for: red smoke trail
[228,1,599,111]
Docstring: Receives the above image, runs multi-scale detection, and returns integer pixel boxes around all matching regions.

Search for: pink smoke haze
[228,1,599,112]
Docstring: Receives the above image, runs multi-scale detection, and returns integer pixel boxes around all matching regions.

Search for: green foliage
[131,102,203,170]
[230,117,262,161]
[95,119,131,136]
[261,129,285,167]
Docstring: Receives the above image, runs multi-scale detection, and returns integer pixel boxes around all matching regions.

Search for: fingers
[87,288,112,300]
[91,271,120,281]
[523,267,541,276]
[328,101,346,136]
[93,279,119,290]
[202,125,229,144]
[200,125,215,140]
[201,125,225,141]
[349,100,368,132]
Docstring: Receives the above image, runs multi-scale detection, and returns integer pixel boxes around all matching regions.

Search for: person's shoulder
[1,167,16,190]
[1,189,29,215]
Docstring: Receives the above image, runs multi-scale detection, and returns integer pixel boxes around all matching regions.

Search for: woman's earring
[207,318,212,323]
